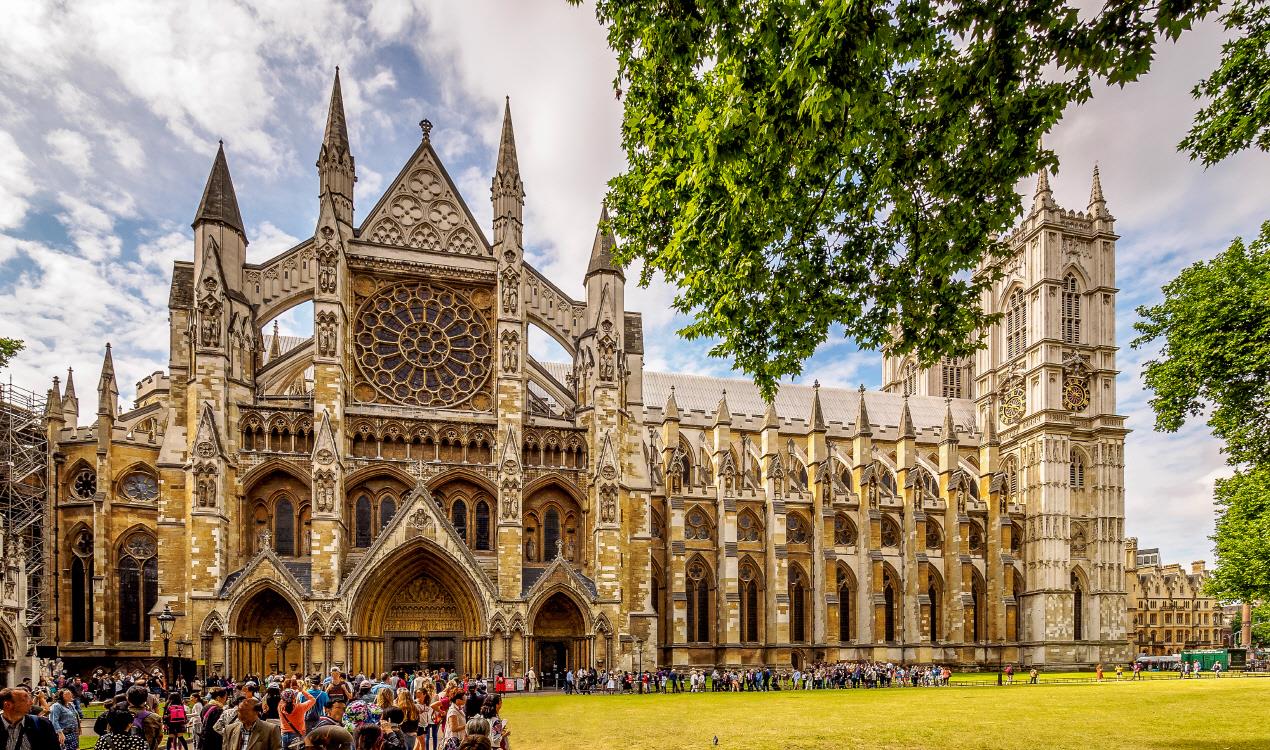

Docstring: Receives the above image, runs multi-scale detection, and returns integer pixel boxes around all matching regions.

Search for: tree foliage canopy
[0,337,21,371]
[1205,467,1270,603]
[1181,0,1270,165]
[573,0,1219,396]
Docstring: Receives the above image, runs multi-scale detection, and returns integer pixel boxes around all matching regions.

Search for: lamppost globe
[272,628,284,647]
[158,604,175,637]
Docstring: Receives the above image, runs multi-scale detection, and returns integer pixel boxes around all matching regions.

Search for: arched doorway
[531,592,588,686]
[350,541,486,677]
[233,587,301,677]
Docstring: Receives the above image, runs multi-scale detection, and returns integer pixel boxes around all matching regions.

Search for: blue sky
[0,1,1266,568]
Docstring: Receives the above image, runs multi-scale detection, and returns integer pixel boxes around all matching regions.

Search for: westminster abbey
[34,70,1129,680]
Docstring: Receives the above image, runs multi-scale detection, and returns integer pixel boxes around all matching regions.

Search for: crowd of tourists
[0,668,511,750]
[530,662,975,694]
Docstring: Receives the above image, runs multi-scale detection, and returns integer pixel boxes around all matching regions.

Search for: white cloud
[0,130,35,229]
[247,221,302,263]
[46,129,93,178]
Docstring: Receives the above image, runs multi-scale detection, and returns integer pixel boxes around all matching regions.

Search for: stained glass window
[274,497,295,556]
[118,532,157,642]
[355,495,372,547]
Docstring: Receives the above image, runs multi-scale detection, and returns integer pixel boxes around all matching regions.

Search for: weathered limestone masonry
[43,70,1129,676]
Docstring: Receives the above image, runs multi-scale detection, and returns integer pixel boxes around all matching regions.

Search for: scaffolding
[0,377,48,653]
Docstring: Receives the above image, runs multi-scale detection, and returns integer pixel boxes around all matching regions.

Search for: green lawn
[501,678,1270,749]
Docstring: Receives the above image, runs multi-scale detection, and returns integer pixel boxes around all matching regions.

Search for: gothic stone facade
[1125,539,1228,656]
[43,72,1129,677]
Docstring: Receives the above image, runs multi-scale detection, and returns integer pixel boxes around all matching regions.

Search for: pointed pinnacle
[586,202,623,281]
[496,96,519,176]
[808,381,826,432]
[855,384,872,437]
[63,367,76,399]
[663,385,680,421]
[193,142,245,235]
[714,389,732,427]
[269,320,282,359]
[321,67,350,156]
[899,395,916,440]
[984,396,999,447]
[942,398,959,444]
[1088,162,1108,217]
[764,400,780,429]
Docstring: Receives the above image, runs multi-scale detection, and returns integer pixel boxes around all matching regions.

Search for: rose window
[73,469,97,499]
[354,282,492,408]
[121,472,159,502]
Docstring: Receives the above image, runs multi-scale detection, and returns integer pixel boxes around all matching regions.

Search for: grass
[501,678,1270,749]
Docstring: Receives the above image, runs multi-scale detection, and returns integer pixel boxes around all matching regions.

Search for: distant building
[1126,538,1228,656]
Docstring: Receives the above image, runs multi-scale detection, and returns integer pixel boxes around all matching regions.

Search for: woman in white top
[442,693,466,750]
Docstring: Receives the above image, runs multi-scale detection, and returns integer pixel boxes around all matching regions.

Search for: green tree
[1204,467,1270,603]
[0,337,21,370]
[571,0,1225,395]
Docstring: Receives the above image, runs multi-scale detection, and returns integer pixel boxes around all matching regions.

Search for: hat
[267,682,281,691]
[359,680,373,689]
[244,681,258,689]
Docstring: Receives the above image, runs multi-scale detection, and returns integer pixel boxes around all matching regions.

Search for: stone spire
[663,386,680,421]
[269,321,282,360]
[941,398,959,444]
[984,396,999,447]
[808,380,826,432]
[97,343,119,417]
[492,96,523,200]
[318,67,356,225]
[899,395,916,440]
[586,204,624,281]
[44,376,62,420]
[1087,162,1109,218]
[1032,167,1056,212]
[192,142,245,235]
[763,399,780,429]
[62,367,79,425]
[854,385,872,437]
[713,389,732,426]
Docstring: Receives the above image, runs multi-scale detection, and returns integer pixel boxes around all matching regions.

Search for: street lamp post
[272,628,284,677]
[157,604,176,691]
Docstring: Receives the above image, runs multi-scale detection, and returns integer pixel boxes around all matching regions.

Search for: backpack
[167,703,188,730]
[131,710,155,746]
[303,692,323,733]
[382,729,407,750]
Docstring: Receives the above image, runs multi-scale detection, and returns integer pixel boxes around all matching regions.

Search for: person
[379,708,407,750]
[126,686,163,750]
[225,699,282,750]
[164,692,191,750]
[301,680,329,736]
[1115,664,1123,680]
[94,709,150,750]
[524,669,535,694]
[1213,661,1223,678]
[412,690,433,750]
[477,696,506,750]
[1095,664,1104,682]
[394,691,420,750]
[0,687,59,750]
[1003,664,1014,685]
[199,689,228,750]
[303,726,352,750]
[313,697,345,731]
[48,690,79,750]
[353,725,380,750]
[325,674,352,707]
[441,693,466,750]
[279,690,317,750]
[1028,668,1039,685]
[455,739,489,750]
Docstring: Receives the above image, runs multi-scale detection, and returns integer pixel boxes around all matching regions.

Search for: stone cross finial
[420,119,433,143]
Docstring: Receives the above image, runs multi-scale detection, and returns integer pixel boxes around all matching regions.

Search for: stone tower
[973,164,1130,666]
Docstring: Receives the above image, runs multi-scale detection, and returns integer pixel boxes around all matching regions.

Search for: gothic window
[1069,451,1086,489]
[352,281,493,410]
[740,560,761,643]
[789,566,809,643]
[120,471,158,502]
[686,559,711,643]
[72,468,97,499]
[1003,458,1020,505]
[925,521,942,550]
[70,530,93,642]
[833,514,856,546]
[971,577,985,641]
[686,508,713,541]
[1072,573,1084,640]
[785,513,809,544]
[737,510,762,543]
[1010,522,1024,555]
[880,516,901,548]
[354,495,372,548]
[380,496,397,531]
[1062,273,1081,344]
[1005,288,1027,360]
[940,358,962,399]
[118,532,158,643]
[883,569,898,642]
[1013,570,1025,640]
[968,522,985,555]
[475,499,491,551]
[451,499,468,543]
[928,574,940,642]
[837,568,853,641]
[274,496,295,556]
[650,510,664,540]
[910,467,937,502]
[902,362,918,396]
[544,507,561,559]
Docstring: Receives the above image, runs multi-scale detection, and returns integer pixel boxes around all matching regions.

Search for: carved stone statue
[525,537,536,562]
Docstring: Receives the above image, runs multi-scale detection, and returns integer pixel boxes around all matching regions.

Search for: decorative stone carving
[500,329,519,373]
[317,244,339,294]
[500,268,519,313]
[193,463,217,508]
[199,293,222,347]
[316,311,338,357]
[313,469,336,513]
[599,485,618,525]
[500,478,520,520]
